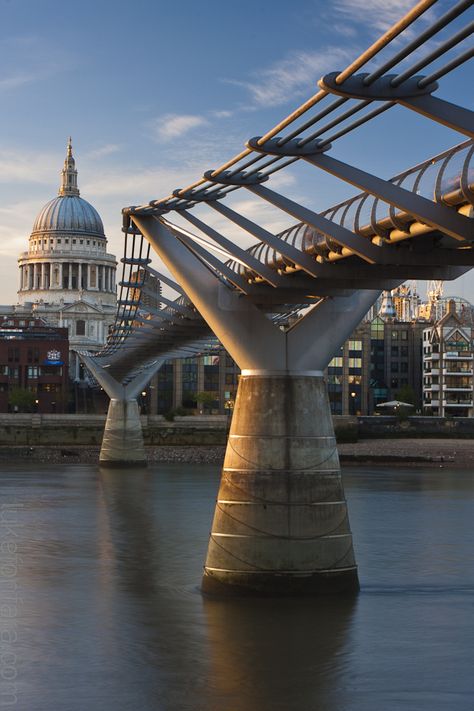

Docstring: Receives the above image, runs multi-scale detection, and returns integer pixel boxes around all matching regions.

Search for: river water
[1,462,473,711]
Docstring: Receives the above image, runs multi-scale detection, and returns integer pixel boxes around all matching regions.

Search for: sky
[0,0,472,304]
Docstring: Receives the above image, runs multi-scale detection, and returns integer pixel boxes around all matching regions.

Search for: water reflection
[202,595,356,711]
[99,467,159,595]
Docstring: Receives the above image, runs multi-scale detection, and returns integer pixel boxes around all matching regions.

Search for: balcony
[443,399,473,407]
[444,352,472,360]
[443,386,473,393]
[443,368,473,376]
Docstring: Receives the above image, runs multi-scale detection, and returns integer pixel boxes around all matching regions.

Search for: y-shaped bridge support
[79,354,163,467]
[133,215,380,595]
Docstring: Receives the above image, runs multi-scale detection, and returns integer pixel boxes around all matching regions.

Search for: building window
[76,320,86,336]
[27,366,39,378]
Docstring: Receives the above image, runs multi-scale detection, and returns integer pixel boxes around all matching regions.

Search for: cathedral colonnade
[18,261,116,294]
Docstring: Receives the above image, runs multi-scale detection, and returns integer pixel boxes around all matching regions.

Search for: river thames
[1,462,473,710]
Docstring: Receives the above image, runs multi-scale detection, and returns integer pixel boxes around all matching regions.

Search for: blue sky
[0,0,472,303]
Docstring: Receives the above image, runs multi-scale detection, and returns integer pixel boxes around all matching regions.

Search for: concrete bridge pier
[202,369,358,595]
[133,215,382,595]
[78,353,162,467]
[100,397,147,468]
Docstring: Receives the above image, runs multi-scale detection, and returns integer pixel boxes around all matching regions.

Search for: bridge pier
[100,398,147,467]
[78,353,163,467]
[202,371,358,595]
[132,214,383,595]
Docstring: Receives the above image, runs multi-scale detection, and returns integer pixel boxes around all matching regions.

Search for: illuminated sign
[44,349,63,366]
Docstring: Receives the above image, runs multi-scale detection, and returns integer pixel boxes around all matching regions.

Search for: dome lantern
[58,137,80,197]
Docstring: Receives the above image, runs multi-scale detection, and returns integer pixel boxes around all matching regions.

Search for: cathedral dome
[32,195,105,238]
[30,138,105,240]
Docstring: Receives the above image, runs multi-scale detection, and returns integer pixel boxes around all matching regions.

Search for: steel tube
[391,22,474,87]
[363,0,473,85]
[335,0,437,84]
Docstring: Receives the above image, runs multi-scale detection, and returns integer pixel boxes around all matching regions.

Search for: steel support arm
[146,266,185,294]
[208,200,327,276]
[179,209,281,287]
[287,289,387,371]
[246,184,385,263]
[78,353,124,400]
[123,361,164,400]
[304,153,473,242]
[399,95,474,139]
[132,215,287,370]
[78,352,163,400]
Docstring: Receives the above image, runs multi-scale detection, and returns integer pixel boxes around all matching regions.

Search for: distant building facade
[0,317,69,413]
[148,349,240,415]
[325,316,424,415]
[423,301,473,417]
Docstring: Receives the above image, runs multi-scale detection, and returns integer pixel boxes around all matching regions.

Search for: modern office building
[150,349,240,415]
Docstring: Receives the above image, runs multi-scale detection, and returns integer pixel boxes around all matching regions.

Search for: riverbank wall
[0,413,473,447]
[0,414,229,446]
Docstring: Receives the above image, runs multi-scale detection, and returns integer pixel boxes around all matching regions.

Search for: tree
[9,387,36,413]
[395,384,416,405]
[195,391,215,412]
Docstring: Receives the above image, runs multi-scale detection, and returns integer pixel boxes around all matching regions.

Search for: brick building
[0,317,69,413]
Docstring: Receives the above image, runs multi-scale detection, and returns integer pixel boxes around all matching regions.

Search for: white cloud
[150,113,209,142]
[84,144,121,160]
[225,47,354,108]
[268,172,297,190]
[0,73,35,92]
[333,0,426,33]
[0,149,58,184]
[212,110,233,119]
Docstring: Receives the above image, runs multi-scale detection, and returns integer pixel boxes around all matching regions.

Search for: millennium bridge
[79,0,474,595]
